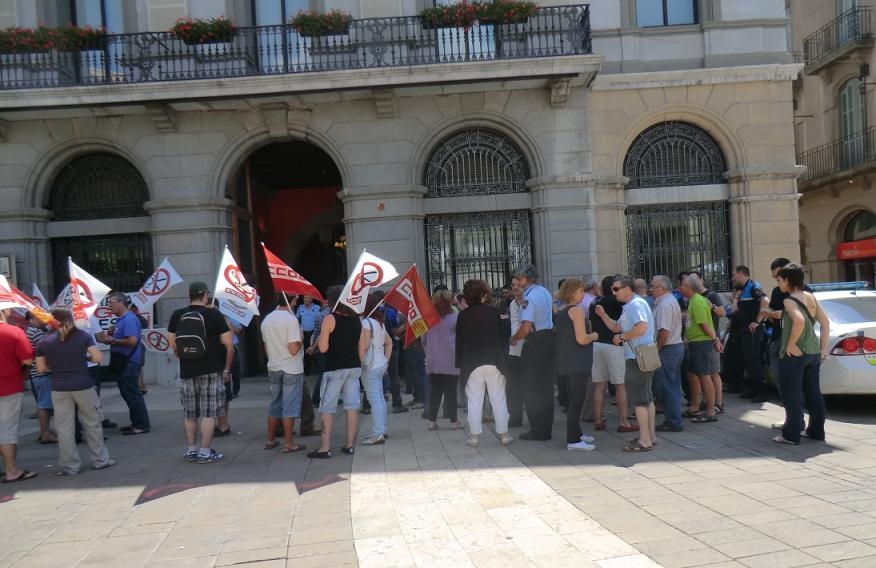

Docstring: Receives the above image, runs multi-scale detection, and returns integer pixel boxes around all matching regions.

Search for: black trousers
[727,327,765,390]
[521,330,555,438]
[563,372,588,443]
[428,374,458,422]
[505,355,523,425]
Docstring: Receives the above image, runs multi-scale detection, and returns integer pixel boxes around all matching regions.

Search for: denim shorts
[268,370,304,419]
[318,368,361,414]
[624,359,654,407]
[32,375,53,410]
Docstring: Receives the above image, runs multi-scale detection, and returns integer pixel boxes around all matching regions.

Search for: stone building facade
[0,0,800,376]
[791,0,876,287]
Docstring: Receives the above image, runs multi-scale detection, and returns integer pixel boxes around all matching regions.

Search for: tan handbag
[633,342,662,372]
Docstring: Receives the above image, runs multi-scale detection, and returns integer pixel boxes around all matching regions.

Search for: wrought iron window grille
[623,121,726,189]
[424,128,530,198]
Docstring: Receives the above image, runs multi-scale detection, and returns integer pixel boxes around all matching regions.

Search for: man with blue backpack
[167,282,234,464]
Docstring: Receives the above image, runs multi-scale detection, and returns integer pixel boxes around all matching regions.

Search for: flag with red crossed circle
[131,258,183,311]
[338,250,398,314]
[0,275,26,311]
[261,243,325,303]
[68,258,111,327]
[213,247,259,326]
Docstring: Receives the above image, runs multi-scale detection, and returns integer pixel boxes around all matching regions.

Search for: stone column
[0,208,51,289]
[726,166,803,280]
[339,184,428,270]
[528,175,603,288]
[144,196,235,317]
[592,176,629,278]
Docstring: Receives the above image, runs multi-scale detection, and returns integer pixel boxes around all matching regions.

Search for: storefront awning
[838,237,876,260]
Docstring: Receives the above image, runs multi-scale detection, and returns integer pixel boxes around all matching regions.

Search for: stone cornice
[727,193,801,204]
[143,197,233,213]
[527,174,629,190]
[592,63,802,91]
[724,165,805,182]
[339,185,427,202]
[0,208,51,221]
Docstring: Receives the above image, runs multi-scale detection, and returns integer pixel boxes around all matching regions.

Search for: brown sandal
[282,444,306,453]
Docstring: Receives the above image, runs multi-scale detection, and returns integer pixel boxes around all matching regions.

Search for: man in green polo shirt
[681,274,723,423]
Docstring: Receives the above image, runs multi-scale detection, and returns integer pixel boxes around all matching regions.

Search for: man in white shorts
[589,276,636,433]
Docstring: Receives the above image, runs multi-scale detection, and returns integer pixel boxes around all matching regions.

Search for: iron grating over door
[51,234,153,295]
[425,210,533,294]
[626,201,730,291]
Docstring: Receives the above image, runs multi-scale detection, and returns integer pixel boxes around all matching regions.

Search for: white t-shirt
[260,309,304,374]
[363,317,388,369]
[509,299,524,357]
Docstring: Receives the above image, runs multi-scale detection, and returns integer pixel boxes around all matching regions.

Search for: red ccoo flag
[383,265,441,347]
[261,243,325,303]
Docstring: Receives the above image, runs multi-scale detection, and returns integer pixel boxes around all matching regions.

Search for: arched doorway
[229,141,345,372]
[623,121,731,290]
[48,152,153,295]
[838,210,876,286]
[423,128,533,293]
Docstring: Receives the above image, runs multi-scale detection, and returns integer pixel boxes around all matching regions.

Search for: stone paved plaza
[2,379,876,568]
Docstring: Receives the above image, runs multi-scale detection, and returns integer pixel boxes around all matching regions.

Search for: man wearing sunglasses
[601,276,657,451]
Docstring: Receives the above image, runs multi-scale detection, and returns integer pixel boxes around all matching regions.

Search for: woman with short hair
[773,263,829,445]
[35,308,115,475]
[422,290,461,431]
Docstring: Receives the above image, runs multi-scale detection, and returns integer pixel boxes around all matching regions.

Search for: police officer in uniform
[510,264,555,441]
[725,265,770,402]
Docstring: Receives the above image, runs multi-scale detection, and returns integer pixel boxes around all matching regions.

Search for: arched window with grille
[423,128,532,292]
[49,153,153,293]
[623,121,731,290]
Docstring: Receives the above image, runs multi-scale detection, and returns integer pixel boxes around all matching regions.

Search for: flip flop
[282,445,306,453]
[39,437,58,445]
[122,429,149,436]
[4,470,38,483]
[772,435,799,445]
[264,441,280,450]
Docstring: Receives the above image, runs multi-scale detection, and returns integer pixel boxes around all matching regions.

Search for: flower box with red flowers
[290,10,353,37]
[477,0,538,25]
[0,25,106,53]
[170,17,236,46]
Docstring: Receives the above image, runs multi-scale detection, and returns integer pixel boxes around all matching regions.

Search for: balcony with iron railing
[0,5,590,92]
[803,5,873,74]
[796,125,876,188]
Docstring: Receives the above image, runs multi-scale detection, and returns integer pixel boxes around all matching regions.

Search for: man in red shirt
[0,308,38,482]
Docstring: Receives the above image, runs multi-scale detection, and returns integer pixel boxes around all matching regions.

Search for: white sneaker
[567,441,596,451]
[499,434,514,446]
[579,434,595,443]
[467,436,479,447]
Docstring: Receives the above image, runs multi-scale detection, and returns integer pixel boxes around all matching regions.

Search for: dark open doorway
[230,141,346,375]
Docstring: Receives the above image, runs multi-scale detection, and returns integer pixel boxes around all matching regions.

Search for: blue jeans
[116,361,150,430]
[779,353,825,443]
[404,349,428,405]
[363,364,388,437]
[268,370,304,418]
[654,343,684,428]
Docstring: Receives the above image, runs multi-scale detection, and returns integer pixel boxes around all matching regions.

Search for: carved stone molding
[374,89,396,119]
[548,78,571,108]
[145,104,177,133]
[261,102,290,139]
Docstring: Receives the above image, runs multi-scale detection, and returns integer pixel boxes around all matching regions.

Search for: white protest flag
[31,283,50,309]
[213,246,259,326]
[0,275,28,311]
[68,258,111,327]
[338,250,399,314]
[131,258,184,310]
[51,283,72,309]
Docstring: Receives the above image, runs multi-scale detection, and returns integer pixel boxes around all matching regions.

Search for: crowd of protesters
[0,256,831,481]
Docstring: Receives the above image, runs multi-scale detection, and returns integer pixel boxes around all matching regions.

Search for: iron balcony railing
[803,5,872,71]
[797,125,876,185]
[0,5,590,90]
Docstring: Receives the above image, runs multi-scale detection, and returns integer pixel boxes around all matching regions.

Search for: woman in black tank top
[555,279,599,449]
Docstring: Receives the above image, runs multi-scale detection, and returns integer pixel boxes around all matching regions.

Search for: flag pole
[282,291,292,311]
